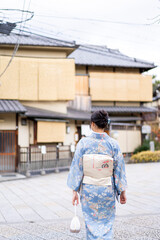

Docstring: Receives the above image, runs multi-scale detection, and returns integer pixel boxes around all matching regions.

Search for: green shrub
[133,140,160,154]
[133,140,150,154]
[155,141,160,150]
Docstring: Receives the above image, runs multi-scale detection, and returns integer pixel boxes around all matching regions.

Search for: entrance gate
[0,130,16,172]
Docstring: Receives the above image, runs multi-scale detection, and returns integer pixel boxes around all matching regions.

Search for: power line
[31,20,155,43]
[17,20,160,48]
[148,14,160,21]
[13,24,160,50]
[0,8,34,24]
[10,25,159,68]
[34,14,152,26]
[0,2,29,79]
[22,14,159,45]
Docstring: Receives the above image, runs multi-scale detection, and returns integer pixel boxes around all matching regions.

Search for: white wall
[18,116,29,147]
[111,129,141,153]
[29,120,34,145]
[64,120,76,145]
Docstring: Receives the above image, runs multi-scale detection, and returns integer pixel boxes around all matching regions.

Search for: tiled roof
[68,45,155,71]
[153,96,158,101]
[67,107,91,120]
[110,116,142,122]
[0,100,27,113]
[23,105,157,121]
[23,105,67,119]
[92,106,157,113]
[23,105,91,121]
[0,32,76,48]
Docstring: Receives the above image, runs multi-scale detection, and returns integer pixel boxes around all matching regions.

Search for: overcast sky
[1,0,160,78]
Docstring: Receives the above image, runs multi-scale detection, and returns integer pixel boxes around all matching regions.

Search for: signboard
[150,141,155,151]
[74,133,79,142]
[70,144,75,153]
[142,125,151,134]
[41,145,46,154]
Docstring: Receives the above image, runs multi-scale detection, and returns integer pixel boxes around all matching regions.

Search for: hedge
[130,151,160,163]
[133,140,149,154]
[133,140,160,154]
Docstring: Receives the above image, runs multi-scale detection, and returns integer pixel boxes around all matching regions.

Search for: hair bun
[91,110,109,129]
[100,110,108,122]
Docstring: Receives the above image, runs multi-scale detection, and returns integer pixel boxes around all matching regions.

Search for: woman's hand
[72,190,79,205]
[120,191,127,204]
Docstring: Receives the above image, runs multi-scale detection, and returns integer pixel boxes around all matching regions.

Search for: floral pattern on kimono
[67,132,127,240]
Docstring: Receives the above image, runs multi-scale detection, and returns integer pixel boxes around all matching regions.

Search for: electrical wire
[0,9,34,24]
[34,21,155,44]
[13,27,76,45]
[34,14,154,26]
[21,13,159,46]
[0,5,158,69]
[14,22,160,48]
[0,2,28,79]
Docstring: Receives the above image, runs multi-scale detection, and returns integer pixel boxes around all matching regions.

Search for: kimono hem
[67,132,127,240]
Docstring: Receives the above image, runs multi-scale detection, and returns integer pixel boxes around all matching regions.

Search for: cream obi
[82,154,113,186]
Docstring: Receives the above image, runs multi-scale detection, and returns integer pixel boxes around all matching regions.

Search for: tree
[152,75,160,97]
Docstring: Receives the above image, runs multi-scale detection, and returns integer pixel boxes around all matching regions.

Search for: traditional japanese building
[144,85,160,140]
[0,34,156,172]
[0,32,77,172]
[68,45,157,153]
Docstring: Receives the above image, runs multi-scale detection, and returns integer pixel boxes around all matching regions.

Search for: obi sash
[82,154,113,186]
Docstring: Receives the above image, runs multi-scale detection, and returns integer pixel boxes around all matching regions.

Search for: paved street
[0,162,160,239]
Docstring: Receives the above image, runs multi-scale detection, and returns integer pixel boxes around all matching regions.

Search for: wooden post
[15,113,19,172]
[34,121,37,144]
[55,145,60,173]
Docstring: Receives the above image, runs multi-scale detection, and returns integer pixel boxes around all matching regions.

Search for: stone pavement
[0,214,159,240]
[0,162,159,239]
[0,173,26,183]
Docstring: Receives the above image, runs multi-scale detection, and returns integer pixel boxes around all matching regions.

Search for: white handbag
[70,202,81,233]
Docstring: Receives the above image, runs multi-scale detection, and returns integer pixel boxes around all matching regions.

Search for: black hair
[91,110,109,129]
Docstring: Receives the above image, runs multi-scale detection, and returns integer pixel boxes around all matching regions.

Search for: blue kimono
[67,132,127,240]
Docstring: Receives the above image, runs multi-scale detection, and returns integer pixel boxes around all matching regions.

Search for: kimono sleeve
[113,140,127,196]
[67,139,84,191]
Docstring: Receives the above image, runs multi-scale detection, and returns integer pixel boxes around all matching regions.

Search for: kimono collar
[91,131,108,140]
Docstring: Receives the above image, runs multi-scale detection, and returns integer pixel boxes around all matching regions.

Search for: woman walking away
[67,110,127,240]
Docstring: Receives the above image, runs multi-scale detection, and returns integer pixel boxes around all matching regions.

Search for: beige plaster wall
[92,101,141,106]
[144,101,158,108]
[112,129,141,153]
[37,121,66,143]
[0,46,69,58]
[20,101,68,114]
[115,102,140,106]
[0,56,75,101]
[92,101,114,106]
[90,72,152,102]
[0,57,19,99]
[76,66,87,74]
[0,113,16,130]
